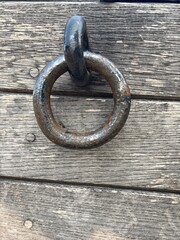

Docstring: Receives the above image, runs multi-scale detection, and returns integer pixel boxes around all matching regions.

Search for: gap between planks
[0,89,180,102]
[0,176,180,195]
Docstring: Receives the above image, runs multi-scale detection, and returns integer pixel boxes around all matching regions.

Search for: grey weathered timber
[102,0,180,2]
[4,0,97,1]
[0,93,179,190]
[0,2,180,99]
[5,0,98,1]
[0,179,180,240]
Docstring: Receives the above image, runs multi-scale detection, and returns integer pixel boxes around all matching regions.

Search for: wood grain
[0,2,180,99]
[0,93,179,191]
[102,0,180,2]
[0,179,180,240]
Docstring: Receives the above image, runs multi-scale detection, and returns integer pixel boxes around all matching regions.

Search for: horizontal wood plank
[0,93,179,191]
[102,0,180,2]
[0,179,180,240]
[0,2,180,99]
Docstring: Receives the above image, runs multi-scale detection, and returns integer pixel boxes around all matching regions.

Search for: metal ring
[33,51,131,149]
[64,16,90,86]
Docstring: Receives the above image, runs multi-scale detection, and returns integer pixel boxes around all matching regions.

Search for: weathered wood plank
[0,2,180,98]
[0,93,179,190]
[0,180,180,240]
[102,0,180,2]
[6,0,98,1]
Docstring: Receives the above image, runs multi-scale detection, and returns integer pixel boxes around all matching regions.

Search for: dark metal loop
[33,51,131,149]
[64,16,90,86]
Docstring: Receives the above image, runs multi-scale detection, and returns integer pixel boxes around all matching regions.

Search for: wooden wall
[0,1,180,239]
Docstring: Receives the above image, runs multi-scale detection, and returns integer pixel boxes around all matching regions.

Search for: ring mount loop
[64,16,90,86]
[33,51,131,149]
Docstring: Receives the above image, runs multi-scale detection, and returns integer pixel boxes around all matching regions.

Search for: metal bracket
[64,16,90,87]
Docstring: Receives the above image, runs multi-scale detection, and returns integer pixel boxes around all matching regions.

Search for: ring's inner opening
[50,95,113,133]
[51,71,113,133]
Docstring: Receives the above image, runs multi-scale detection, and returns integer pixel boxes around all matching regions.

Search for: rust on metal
[33,16,131,149]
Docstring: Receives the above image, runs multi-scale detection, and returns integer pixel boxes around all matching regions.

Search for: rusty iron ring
[33,51,131,149]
